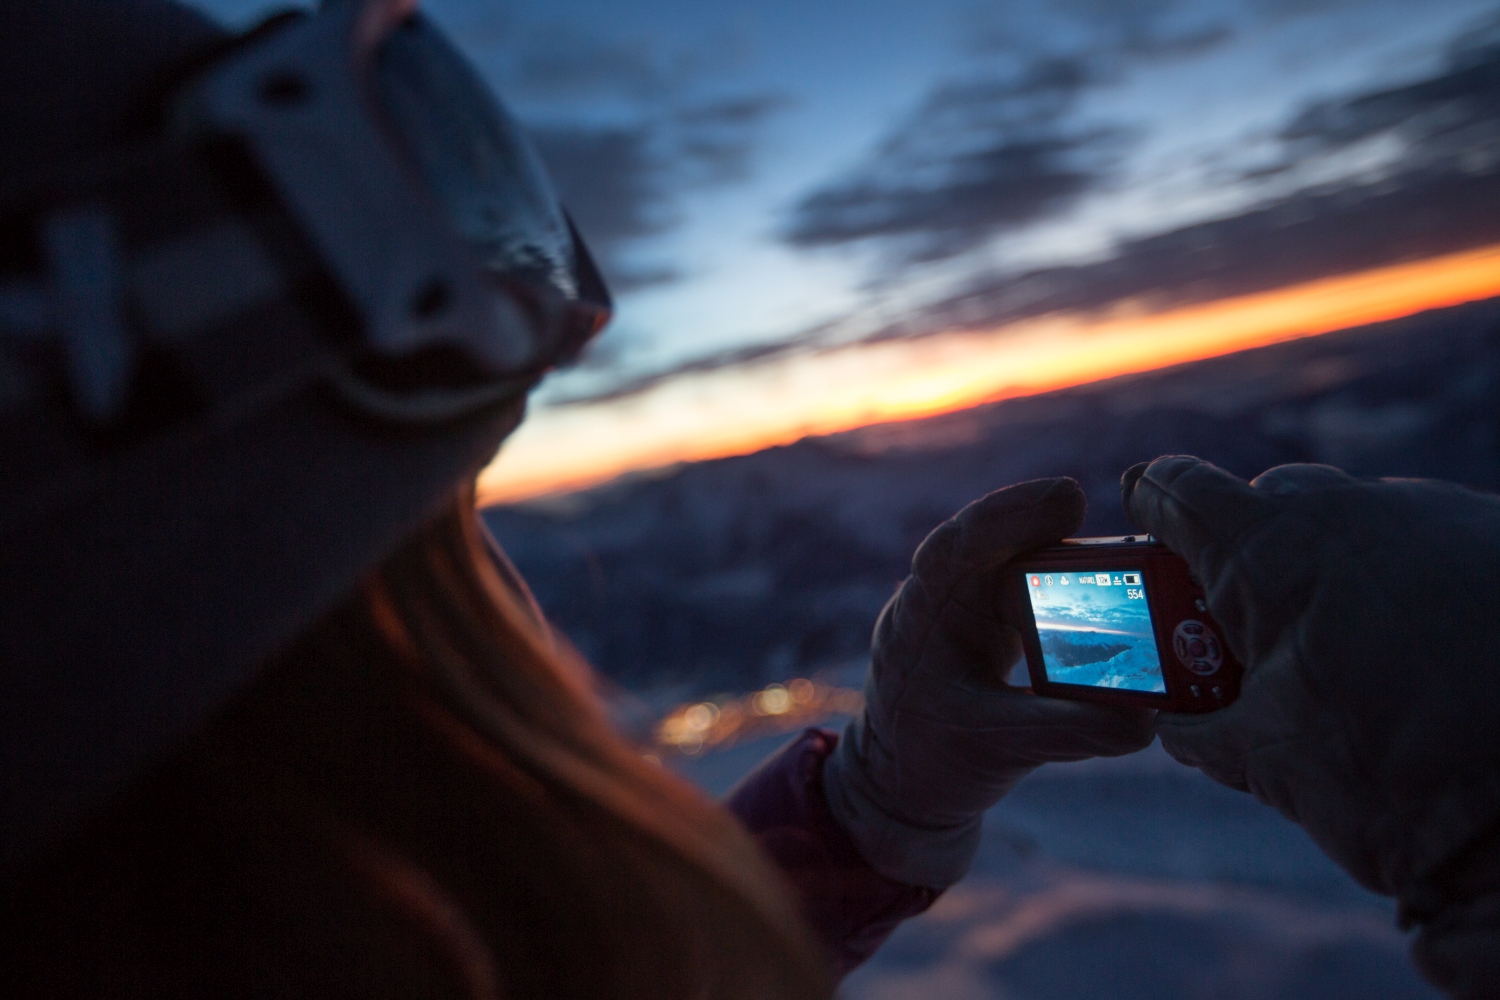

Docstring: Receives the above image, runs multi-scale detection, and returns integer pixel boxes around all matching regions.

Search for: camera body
[1000,537,1242,713]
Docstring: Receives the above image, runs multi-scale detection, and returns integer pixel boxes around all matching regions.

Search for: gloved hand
[1123,457,1500,997]
[822,477,1156,889]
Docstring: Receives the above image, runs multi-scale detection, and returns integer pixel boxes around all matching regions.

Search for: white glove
[1124,456,1500,997]
[823,477,1156,888]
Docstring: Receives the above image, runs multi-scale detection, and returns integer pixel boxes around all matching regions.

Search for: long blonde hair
[5,492,832,999]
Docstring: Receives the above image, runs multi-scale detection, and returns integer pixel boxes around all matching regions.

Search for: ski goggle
[2,0,612,429]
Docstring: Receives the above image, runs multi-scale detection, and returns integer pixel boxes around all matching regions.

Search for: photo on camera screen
[1021,569,1166,693]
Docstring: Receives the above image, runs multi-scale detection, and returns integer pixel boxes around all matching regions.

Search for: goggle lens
[372,15,610,369]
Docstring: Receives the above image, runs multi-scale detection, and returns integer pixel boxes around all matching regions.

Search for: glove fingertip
[1154,723,1203,768]
[1102,705,1158,754]
[974,475,1084,524]
[921,477,1087,579]
[1155,713,1249,790]
[1248,463,1355,496]
[1120,462,1150,529]
[1125,456,1275,580]
[1124,456,1205,524]
[1034,696,1158,754]
[1024,475,1087,542]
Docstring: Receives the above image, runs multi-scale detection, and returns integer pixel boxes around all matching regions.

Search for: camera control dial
[1173,620,1223,676]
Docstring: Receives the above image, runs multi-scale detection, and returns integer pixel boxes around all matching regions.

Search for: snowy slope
[675,733,1440,1000]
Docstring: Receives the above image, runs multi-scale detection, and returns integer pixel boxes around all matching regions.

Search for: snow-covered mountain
[485,298,1500,697]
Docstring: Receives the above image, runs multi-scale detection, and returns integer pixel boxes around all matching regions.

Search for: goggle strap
[0,143,341,431]
[42,206,135,422]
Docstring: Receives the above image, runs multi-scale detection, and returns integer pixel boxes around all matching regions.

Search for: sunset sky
[190,0,1500,502]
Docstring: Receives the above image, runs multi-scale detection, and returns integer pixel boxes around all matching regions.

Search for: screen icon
[1123,573,1141,586]
[1031,576,1041,587]
[1078,575,1094,584]
[1096,574,1111,586]
[1060,576,1070,585]
[1044,575,1053,586]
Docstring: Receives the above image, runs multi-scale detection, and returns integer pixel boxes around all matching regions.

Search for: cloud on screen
[1031,577,1155,635]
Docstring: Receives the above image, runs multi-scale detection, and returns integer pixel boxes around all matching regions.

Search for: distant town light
[755,684,791,715]
[683,702,718,732]
[654,679,865,755]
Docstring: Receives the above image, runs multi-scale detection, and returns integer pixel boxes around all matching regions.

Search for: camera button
[1174,619,1223,677]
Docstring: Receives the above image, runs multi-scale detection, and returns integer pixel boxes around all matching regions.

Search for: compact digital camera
[999,537,1242,713]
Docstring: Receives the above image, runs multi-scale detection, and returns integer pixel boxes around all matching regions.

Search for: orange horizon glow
[478,242,1500,506]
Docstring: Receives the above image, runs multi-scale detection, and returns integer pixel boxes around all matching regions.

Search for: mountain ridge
[485,297,1500,694]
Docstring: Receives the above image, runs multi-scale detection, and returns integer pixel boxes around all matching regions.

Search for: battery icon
[1123,573,1142,586]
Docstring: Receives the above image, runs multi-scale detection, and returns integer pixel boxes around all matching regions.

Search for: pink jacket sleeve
[723,728,942,979]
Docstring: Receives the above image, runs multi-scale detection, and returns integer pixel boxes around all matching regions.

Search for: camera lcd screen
[1021,568,1166,693]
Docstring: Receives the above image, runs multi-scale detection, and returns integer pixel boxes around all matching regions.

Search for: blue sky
[185,0,1500,497]
[1027,569,1156,635]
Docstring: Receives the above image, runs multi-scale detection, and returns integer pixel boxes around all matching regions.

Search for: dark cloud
[676,94,790,126]
[545,318,845,407]
[469,16,784,296]
[672,94,795,185]
[558,152,1500,403]
[491,18,756,106]
[528,125,663,242]
[879,28,1500,337]
[528,94,789,294]
[1276,17,1500,168]
[504,30,681,103]
[905,161,1500,336]
[781,0,1231,268]
[560,27,1500,407]
[1246,0,1377,21]
[781,57,1128,265]
[547,342,802,407]
[529,123,678,293]
[966,0,1233,62]
[1036,0,1234,60]
[543,335,816,407]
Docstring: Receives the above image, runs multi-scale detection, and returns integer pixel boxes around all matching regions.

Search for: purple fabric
[724,728,942,979]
